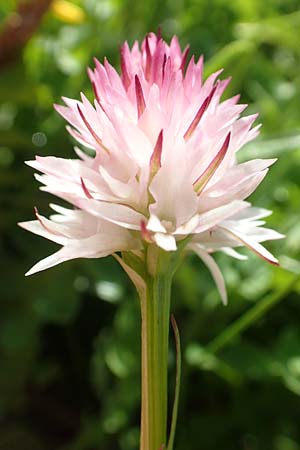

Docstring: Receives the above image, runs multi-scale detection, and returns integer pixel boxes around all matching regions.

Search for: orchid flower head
[19,32,283,303]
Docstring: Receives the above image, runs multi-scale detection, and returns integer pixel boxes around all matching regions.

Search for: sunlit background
[1,1,300,449]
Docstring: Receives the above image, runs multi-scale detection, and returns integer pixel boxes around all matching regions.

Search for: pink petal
[193,132,231,194]
[184,85,217,140]
[135,75,146,118]
[120,41,132,90]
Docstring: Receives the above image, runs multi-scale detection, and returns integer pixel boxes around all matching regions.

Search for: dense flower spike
[19,32,283,302]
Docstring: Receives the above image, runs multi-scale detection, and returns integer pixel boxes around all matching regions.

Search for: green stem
[140,251,173,450]
[120,245,187,450]
[207,274,299,355]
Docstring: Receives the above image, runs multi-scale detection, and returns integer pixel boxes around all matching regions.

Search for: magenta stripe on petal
[193,132,231,194]
[80,177,94,199]
[184,84,217,140]
[135,75,146,119]
[150,130,163,177]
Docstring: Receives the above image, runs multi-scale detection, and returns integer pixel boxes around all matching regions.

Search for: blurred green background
[1,0,300,449]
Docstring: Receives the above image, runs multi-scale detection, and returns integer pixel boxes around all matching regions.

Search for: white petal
[77,198,145,230]
[25,249,71,276]
[149,142,198,227]
[49,203,78,216]
[153,232,177,251]
[205,158,276,194]
[100,167,136,199]
[174,214,200,235]
[229,206,272,221]
[146,214,167,233]
[190,244,227,305]
[110,108,152,166]
[73,146,94,162]
[18,220,69,245]
[195,200,249,234]
[224,223,285,242]
[219,226,279,265]
[220,247,248,260]
[199,171,268,212]
[25,228,140,276]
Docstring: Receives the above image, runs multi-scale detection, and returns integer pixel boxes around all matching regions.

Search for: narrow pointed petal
[174,214,199,235]
[49,203,76,216]
[220,226,279,265]
[184,85,217,140]
[195,200,249,234]
[77,104,102,147]
[77,198,146,230]
[151,38,166,85]
[66,125,95,149]
[145,35,152,80]
[91,80,101,104]
[154,232,177,251]
[193,132,231,194]
[34,207,64,237]
[146,214,167,233]
[18,220,68,245]
[150,130,163,177]
[77,102,110,153]
[74,146,93,162]
[179,45,190,71]
[81,177,94,199]
[228,206,272,222]
[191,244,227,305]
[25,224,141,276]
[149,151,198,228]
[120,41,132,90]
[25,249,71,276]
[221,247,248,260]
[87,67,101,103]
[99,166,137,199]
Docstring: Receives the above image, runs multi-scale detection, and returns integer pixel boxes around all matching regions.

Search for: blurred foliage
[1,0,300,449]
